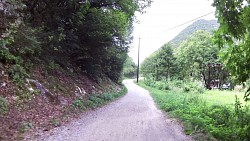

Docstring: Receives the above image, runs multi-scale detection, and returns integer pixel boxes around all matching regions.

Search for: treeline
[123,56,137,78]
[141,30,230,89]
[0,0,151,82]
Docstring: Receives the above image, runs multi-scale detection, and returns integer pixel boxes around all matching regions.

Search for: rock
[60,99,68,106]
[12,96,18,101]
[27,87,34,93]
[1,82,6,87]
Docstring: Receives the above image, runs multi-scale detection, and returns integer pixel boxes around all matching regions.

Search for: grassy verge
[71,85,127,111]
[137,80,250,141]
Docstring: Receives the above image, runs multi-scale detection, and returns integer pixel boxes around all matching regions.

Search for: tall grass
[138,79,250,141]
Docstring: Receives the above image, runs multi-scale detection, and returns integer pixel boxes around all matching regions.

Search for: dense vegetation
[213,0,250,101]
[0,0,151,83]
[122,56,137,78]
[138,80,250,141]
[141,30,230,88]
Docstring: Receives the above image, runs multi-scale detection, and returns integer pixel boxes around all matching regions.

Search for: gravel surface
[29,79,193,141]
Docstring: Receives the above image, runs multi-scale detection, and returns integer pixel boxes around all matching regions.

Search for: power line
[162,11,215,32]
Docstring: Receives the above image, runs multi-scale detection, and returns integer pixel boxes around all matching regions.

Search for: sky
[129,0,216,64]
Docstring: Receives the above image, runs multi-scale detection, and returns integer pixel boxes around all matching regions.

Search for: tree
[0,0,152,83]
[123,56,137,78]
[212,0,250,100]
[141,43,176,80]
[175,30,228,88]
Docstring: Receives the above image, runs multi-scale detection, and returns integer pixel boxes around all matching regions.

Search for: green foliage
[0,49,19,64]
[46,61,61,74]
[10,25,41,59]
[175,30,219,80]
[143,74,155,87]
[212,0,250,101]
[8,64,29,84]
[143,75,204,93]
[141,30,226,88]
[0,0,152,84]
[141,43,177,80]
[18,122,32,134]
[123,56,137,78]
[71,99,86,111]
[71,85,127,110]
[0,96,8,115]
[183,81,204,94]
[138,80,250,141]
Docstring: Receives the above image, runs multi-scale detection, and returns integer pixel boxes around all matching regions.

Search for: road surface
[30,79,193,141]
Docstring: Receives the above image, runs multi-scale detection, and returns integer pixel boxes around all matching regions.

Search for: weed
[71,99,86,111]
[18,122,33,134]
[0,49,19,64]
[8,64,29,84]
[50,118,60,127]
[0,96,8,115]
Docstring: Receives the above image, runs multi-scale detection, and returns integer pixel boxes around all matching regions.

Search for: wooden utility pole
[136,37,141,83]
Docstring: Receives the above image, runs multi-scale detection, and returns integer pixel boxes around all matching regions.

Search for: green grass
[137,80,250,141]
[202,90,246,107]
[71,85,127,111]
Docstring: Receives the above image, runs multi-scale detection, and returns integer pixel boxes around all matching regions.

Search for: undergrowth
[71,85,127,111]
[138,79,250,141]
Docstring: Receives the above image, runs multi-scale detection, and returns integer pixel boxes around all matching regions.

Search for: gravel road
[31,79,193,141]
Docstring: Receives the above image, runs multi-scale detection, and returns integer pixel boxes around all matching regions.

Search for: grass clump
[0,96,8,115]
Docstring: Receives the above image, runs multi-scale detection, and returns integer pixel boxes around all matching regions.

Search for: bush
[143,75,155,87]
[8,64,29,84]
[171,79,183,87]
[182,81,204,93]
[98,93,114,101]
[0,49,19,64]
[71,99,86,111]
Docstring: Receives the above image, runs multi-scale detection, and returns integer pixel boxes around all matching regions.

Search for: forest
[0,0,152,82]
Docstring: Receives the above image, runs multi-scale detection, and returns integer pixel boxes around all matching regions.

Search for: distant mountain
[169,19,219,47]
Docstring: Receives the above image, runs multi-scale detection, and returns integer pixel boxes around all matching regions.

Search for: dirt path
[30,79,193,141]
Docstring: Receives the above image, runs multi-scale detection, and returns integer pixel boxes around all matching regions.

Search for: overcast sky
[129,0,216,64]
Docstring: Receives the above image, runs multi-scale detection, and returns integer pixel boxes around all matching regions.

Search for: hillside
[0,1,151,140]
[169,19,219,47]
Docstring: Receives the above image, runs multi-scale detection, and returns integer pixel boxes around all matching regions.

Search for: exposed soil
[26,80,193,141]
[0,64,119,141]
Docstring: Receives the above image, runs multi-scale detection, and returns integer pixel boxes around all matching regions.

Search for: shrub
[98,93,113,101]
[71,99,86,111]
[8,64,29,84]
[0,49,19,64]
[143,74,155,87]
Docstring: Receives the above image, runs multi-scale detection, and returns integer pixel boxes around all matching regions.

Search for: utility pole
[137,37,141,83]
